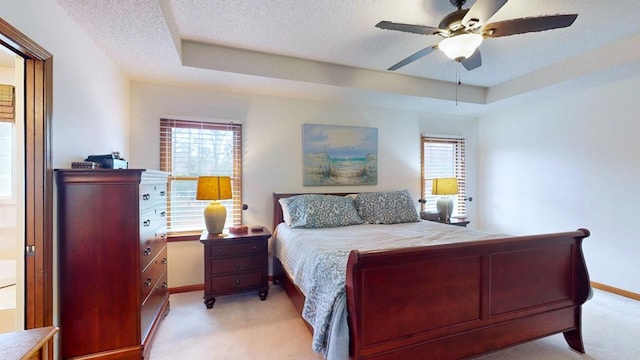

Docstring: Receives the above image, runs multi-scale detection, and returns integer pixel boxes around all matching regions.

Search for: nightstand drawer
[211,255,263,274]
[209,271,263,293]
[209,241,266,258]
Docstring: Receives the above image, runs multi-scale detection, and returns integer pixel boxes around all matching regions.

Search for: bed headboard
[272,192,352,231]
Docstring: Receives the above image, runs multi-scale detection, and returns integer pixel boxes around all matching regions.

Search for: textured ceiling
[54,0,640,115]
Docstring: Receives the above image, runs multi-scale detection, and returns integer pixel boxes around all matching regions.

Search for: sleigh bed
[271,192,591,360]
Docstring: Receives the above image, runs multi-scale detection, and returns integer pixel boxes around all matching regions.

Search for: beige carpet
[149,286,639,360]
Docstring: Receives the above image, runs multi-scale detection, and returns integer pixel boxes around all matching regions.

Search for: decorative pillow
[353,190,420,224]
[284,194,365,228]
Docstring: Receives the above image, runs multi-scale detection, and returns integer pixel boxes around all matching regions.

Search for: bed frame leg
[272,258,284,285]
[563,329,585,353]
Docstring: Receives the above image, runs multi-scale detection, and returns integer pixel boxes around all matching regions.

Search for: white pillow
[278,198,292,226]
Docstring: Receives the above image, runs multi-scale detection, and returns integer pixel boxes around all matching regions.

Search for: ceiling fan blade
[462,0,508,28]
[461,50,482,71]
[483,14,578,37]
[376,21,441,36]
[387,46,437,70]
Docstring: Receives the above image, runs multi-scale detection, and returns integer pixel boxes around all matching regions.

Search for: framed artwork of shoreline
[302,124,378,186]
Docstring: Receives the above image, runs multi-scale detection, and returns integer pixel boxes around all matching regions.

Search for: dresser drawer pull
[161,282,168,289]
[160,211,166,217]
[235,262,241,268]
[162,257,168,264]
[160,190,166,197]
[144,247,152,256]
[160,233,167,240]
[142,193,150,201]
[143,219,151,227]
[144,277,152,287]
[216,248,222,253]
[252,245,257,250]
[234,279,241,286]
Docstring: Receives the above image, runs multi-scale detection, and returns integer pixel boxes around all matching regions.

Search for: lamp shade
[438,33,483,60]
[196,176,232,235]
[196,176,232,200]
[431,178,459,196]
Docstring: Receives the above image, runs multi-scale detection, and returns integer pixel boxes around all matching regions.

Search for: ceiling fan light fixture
[438,33,483,61]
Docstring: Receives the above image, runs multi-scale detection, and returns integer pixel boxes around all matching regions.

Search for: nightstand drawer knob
[235,262,240,268]
[216,248,222,253]
[144,247,152,256]
[144,277,152,287]
[234,279,241,286]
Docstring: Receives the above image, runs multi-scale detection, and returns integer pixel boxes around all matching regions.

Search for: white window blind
[421,136,466,216]
[160,119,242,233]
[0,85,15,123]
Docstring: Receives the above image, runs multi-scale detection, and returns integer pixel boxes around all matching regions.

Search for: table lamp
[432,177,459,222]
[196,176,232,236]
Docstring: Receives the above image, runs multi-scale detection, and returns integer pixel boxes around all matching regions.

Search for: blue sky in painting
[303,124,377,159]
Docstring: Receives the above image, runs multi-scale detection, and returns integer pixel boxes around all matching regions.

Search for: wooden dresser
[56,169,169,359]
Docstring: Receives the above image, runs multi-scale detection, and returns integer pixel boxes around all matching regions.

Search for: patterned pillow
[353,190,420,224]
[285,194,365,228]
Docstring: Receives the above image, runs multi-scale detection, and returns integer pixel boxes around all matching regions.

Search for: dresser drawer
[209,271,263,293]
[140,205,167,234]
[141,271,168,341]
[141,228,167,270]
[209,240,266,259]
[211,255,263,275]
[141,246,167,301]
[140,184,167,211]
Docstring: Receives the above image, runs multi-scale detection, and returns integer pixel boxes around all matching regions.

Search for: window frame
[160,118,242,235]
[420,135,466,217]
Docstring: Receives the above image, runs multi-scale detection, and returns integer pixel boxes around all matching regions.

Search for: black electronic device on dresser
[56,169,169,359]
[200,228,271,309]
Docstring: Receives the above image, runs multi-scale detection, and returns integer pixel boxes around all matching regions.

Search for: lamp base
[204,201,227,235]
[436,197,454,222]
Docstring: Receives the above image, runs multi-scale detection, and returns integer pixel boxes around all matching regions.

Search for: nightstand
[200,227,270,309]
[423,217,470,227]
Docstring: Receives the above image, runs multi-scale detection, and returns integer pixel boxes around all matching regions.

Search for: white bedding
[273,220,502,359]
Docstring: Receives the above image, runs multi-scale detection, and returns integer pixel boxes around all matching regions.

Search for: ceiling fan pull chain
[455,62,460,106]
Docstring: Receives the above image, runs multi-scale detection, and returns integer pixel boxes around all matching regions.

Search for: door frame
[0,17,53,329]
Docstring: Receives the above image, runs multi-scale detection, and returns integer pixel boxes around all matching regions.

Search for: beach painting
[302,124,378,186]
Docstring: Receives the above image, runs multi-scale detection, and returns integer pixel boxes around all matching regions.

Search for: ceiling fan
[376,0,578,71]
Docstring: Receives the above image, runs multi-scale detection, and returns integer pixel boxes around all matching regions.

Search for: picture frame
[302,123,378,186]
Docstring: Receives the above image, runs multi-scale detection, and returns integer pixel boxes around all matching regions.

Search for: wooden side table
[200,227,271,308]
[423,217,470,227]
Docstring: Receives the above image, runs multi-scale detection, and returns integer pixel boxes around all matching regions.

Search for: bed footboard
[345,229,591,360]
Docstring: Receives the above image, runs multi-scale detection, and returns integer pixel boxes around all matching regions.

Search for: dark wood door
[0,17,53,333]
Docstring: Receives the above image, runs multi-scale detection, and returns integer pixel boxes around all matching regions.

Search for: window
[421,136,466,216]
[160,119,242,233]
[0,122,12,198]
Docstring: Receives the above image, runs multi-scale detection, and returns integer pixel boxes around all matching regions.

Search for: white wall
[1,0,130,168]
[129,82,479,287]
[478,75,640,294]
[1,0,131,333]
